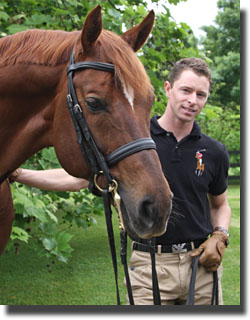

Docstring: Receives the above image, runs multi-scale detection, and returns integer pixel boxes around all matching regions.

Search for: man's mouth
[182,106,196,113]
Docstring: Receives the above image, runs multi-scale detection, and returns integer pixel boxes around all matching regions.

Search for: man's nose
[188,92,197,104]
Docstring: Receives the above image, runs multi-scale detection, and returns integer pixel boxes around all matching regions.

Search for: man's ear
[164,81,172,97]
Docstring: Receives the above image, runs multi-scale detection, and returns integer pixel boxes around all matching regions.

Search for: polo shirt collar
[150,115,202,138]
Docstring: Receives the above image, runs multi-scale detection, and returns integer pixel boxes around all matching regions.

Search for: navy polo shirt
[150,115,229,245]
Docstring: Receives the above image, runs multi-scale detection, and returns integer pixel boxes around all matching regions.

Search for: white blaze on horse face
[121,79,134,110]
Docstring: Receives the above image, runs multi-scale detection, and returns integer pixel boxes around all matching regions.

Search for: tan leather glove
[8,168,22,184]
[190,231,228,272]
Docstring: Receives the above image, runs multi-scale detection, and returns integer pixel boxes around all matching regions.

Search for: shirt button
[166,133,170,137]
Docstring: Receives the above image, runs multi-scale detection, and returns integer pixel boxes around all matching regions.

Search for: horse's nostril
[137,194,171,237]
[138,195,157,226]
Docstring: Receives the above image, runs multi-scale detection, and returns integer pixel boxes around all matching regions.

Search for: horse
[0,5,172,255]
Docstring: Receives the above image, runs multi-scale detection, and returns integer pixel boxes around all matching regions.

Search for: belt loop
[131,241,135,251]
[157,245,162,254]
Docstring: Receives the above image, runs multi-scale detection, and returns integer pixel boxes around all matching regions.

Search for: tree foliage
[197,0,240,174]
[200,0,240,109]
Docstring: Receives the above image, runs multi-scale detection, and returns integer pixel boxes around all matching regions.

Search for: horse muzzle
[119,188,172,240]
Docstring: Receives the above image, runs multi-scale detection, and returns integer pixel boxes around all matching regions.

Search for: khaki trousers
[125,249,223,305]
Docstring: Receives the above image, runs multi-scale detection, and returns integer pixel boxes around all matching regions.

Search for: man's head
[164,58,211,123]
[169,58,212,91]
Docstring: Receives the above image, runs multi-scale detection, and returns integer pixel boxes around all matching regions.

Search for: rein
[186,254,219,305]
[66,51,157,304]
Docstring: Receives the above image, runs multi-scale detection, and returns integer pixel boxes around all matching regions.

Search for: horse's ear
[121,10,155,52]
[81,5,102,51]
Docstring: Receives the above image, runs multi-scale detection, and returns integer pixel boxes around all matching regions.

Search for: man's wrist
[213,226,229,246]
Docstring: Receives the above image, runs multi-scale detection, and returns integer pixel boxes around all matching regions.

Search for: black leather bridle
[66,52,158,304]
[67,52,156,195]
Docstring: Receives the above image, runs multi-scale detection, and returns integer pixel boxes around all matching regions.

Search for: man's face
[165,69,210,123]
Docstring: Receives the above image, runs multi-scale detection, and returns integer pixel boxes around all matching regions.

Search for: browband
[67,61,114,74]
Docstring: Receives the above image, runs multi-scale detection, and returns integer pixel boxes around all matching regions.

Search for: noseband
[66,52,158,305]
[67,52,156,195]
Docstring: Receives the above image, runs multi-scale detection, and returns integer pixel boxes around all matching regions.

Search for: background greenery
[0,0,240,304]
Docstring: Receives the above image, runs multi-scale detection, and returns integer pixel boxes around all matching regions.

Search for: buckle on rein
[93,172,125,231]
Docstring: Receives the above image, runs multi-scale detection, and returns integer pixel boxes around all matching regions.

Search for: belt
[132,239,206,254]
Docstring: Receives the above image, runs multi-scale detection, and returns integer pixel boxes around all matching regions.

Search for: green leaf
[46,209,58,223]
[107,8,121,20]
[40,148,60,169]
[75,217,88,229]
[0,11,9,21]
[7,24,29,34]
[26,14,54,27]
[42,238,56,251]
[10,227,30,243]
[25,206,47,222]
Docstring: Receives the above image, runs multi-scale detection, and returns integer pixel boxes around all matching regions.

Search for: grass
[221,184,241,305]
[0,185,240,305]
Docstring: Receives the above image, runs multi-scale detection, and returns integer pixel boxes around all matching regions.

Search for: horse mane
[0,28,152,98]
[0,29,78,67]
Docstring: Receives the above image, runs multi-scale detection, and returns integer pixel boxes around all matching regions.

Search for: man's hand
[190,231,228,272]
[8,168,22,184]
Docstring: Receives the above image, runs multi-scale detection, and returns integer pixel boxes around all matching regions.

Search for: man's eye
[85,97,107,112]
[198,93,206,98]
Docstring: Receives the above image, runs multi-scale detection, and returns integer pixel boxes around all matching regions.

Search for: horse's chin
[126,224,167,240]
[139,227,167,239]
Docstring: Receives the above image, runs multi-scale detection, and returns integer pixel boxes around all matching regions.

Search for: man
[9,58,230,305]
[127,58,231,305]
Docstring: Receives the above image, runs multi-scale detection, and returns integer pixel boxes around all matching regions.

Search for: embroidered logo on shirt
[195,149,206,176]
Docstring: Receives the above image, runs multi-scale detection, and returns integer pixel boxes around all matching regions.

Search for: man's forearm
[13,168,89,192]
[210,205,231,231]
[208,191,231,231]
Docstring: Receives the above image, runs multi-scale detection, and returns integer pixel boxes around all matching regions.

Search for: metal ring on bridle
[94,171,118,193]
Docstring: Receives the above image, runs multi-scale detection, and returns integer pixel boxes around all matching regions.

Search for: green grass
[0,213,129,305]
[0,185,240,305]
[221,184,240,305]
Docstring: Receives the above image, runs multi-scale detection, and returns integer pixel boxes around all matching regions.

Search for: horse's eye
[85,97,107,112]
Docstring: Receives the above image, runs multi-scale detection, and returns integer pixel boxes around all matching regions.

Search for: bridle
[66,51,158,304]
[67,52,156,198]
[66,52,219,306]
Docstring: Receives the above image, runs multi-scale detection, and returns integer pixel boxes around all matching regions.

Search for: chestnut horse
[0,6,172,254]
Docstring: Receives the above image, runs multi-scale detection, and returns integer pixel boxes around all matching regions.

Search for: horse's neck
[0,63,66,176]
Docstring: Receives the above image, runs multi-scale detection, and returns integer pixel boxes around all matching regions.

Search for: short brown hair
[169,58,212,89]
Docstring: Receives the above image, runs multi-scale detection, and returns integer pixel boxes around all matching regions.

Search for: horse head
[53,6,172,240]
